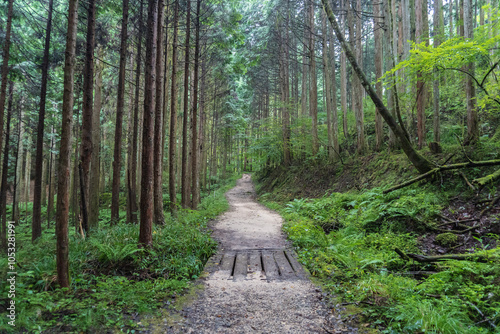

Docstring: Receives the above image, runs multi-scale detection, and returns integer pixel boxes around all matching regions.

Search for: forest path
[148,174,355,333]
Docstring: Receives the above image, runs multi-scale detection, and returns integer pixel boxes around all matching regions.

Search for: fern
[91,241,143,264]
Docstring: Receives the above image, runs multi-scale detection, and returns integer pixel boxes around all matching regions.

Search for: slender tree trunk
[169,0,179,217]
[464,0,478,143]
[154,0,165,223]
[340,6,348,139]
[89,53,103,229]
[130,0,144,224]
[126,52,135,223]
[56,0,79,288]
[353,0,366,154]
[139,0,158,247]
[191,0,202,208]
[322,0,434,173]
[0,82,13,251]
[33,0,54,240]
[11,106,21,223]
[80,0,97,234]
[181,0,192,208]
[111,0,130,223]
[322,11,335,161]
[0,0,14,164]
[47,126,55,225]
[415,0,426,149]
[374,0,384,151]
[12,107,23,223]
[309,0,319,156]
[433,0,443,144]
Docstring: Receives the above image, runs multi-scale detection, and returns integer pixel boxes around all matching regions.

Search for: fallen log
[383,160,500,194]
[472,168,500,187]
[394,248,492,263]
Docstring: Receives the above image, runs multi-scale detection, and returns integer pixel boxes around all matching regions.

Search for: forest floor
[140,174,360,333]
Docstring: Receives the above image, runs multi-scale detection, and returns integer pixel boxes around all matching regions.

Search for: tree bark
[353,0,366,154]
[56,0,79,288]
[340,0,348,139]
[89,53,103,229]
[0,82,13,251]
[374,0,384,151]
[169,0,179,217]
[433,0,443,144]
[0,0,14,168]
[181,1,192,208]
[309,0,319,156]
[33,0,54,241]
[321,0,434,174]
[80,0,97,234]
[415,0,426,149]
[129,0,144,224]
[139,0,158,247]
[153,0,165,223]
[111,0,130,223]
[322,11,335,161]
[191,0,202,208]
[464,0,478,144]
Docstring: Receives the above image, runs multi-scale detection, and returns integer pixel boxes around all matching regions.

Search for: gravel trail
[147,174,356,333]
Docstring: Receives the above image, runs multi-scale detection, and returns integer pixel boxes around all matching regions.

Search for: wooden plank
[248,251,263,280]
[284,250,308,278]
[274,250,295,278]
[233,252,248,281]
[219,251,236,278]
[262,251,279,280]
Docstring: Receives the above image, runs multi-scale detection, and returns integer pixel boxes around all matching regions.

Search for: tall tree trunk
[386,0,397,148]
[111,0,130,223]
[0,0,14,165]
[374,0,384,151]
[33,0,54,240]
[433,0,443,144]
[154,0,165,223]
[329,28,340,158]
[56,0,79,288]
[353,0,366,154]
[0,82,13,251]
[169,0,179,217]
[89,53,103,228]
[340,0,348,139]
[139,0,158,247]
[322,11,335,161]
[181,1,191,208]
[12,107,23,223]
[322,0,434,173]
[415,0,426,149]
[80,0,97,234]
[126,52,135,223]
[47,126,55,225]
[12,105,21,223]
[309,0,319,156]
[130,0,144,224]
[464,0,478,143]
[191,0,202,208]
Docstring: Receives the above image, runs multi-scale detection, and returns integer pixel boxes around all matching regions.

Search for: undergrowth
[258,148,500,333]
[263,188,500,333]
[0,175,238,333]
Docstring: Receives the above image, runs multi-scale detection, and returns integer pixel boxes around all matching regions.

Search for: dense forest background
[0,0,499,332]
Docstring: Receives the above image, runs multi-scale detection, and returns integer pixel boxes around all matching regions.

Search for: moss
[435,232,458,247]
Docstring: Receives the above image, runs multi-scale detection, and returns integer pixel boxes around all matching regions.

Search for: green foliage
[262,183,499,333]
[0,176,238,333]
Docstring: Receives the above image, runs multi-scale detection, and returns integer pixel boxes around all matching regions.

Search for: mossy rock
[435,232,458,247]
